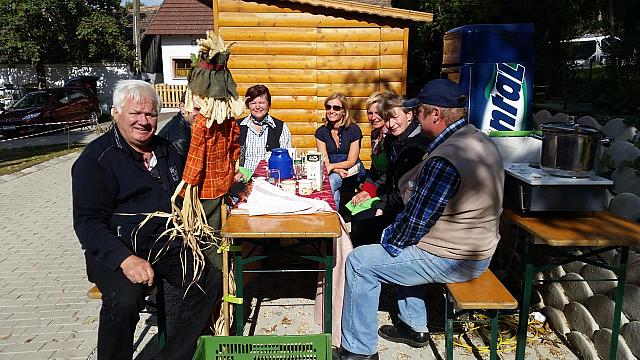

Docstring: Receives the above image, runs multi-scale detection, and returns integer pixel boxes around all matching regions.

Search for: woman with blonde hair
[349,91,429,247]
[314,92,364,208]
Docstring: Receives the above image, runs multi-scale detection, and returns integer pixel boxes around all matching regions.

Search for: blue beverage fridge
[441,23,535,131]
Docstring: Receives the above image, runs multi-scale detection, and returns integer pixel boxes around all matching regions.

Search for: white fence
[0,63,134,110]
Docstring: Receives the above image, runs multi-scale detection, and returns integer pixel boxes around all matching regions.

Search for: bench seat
[444,270,517,360]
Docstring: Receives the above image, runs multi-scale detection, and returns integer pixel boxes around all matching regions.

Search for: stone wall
[532,111,640,360]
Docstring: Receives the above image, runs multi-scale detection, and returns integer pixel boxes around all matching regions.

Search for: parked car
[64,75,100,97]
[0,87,99,139]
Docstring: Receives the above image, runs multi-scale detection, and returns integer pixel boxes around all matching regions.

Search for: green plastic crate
[192,334,332,360]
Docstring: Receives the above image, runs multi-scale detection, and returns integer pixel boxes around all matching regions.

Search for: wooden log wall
[214,0,410,167]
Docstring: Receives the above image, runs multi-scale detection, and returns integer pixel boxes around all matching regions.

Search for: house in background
[143,0,432,163]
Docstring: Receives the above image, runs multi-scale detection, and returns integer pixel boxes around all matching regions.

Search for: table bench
[220,212,341,336]
[503,209,640,360]
[87,282,167,348]
[445,269,518,360]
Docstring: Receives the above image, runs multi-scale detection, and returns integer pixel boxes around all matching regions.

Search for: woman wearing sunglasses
[315,92,364,209]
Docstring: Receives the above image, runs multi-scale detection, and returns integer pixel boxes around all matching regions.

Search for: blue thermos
[268,148,294,179]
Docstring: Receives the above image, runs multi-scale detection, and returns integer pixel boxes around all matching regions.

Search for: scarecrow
[168,30,245,335]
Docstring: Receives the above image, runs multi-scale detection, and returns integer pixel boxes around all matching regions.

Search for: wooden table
[220,212,341,335]
[503,209,640,360]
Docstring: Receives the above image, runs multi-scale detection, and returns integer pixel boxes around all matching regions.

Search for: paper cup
[281,180,297,194]
[298,179,313,195]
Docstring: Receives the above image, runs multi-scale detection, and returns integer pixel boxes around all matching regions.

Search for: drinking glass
[268,169,280,186]
[293,158,304,180]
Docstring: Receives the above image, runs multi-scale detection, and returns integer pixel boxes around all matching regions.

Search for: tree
[0,0,132,88]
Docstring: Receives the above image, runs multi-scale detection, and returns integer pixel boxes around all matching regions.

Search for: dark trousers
[86,246,220,360]
[349,209,395,247]
[202,197,223,270]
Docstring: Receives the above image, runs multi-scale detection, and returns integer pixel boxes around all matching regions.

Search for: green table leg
[516,235,534,360]
[609,246,629,360]
[445,294,454,360]
[234,248,244,336]
[490,310,499,360]
[324,254,333,334]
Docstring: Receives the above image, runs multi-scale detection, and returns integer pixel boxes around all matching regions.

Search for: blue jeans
[329,172,343,207]
[341,244,491,355]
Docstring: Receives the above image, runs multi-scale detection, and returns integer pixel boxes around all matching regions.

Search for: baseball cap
[403,79,465,108]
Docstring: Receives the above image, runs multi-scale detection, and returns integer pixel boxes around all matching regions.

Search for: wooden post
[220,202,229,336]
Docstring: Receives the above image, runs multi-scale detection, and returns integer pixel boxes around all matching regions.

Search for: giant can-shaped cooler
[442,23,535,132]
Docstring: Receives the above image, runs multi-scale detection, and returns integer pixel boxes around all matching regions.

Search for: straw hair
[323,93,354,128]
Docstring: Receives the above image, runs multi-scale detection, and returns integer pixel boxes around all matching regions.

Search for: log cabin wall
[213,0,413,167]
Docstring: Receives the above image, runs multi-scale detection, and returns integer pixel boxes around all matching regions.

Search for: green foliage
[402,0,603,95]
[399,0,640,117]
[0,0,132,83]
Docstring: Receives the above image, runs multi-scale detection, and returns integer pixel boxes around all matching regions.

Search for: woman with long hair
[314,92,364,208]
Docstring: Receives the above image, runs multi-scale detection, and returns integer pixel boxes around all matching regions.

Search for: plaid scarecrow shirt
[182,114,241,199]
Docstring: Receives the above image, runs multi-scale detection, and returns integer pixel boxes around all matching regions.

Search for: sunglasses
[325,104,344,111]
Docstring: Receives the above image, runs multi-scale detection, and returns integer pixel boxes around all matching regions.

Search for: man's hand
[375,209,384,216]
[120,255,154,286]
[351,191,371,205]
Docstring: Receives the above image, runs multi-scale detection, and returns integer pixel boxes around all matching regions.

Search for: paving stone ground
[0,111,579,359]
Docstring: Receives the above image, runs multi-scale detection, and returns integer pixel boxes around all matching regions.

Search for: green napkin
[239,167,252,183]
[346,197,380,216]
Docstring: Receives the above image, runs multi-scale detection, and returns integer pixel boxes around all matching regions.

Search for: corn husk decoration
[184,30,245,127]
[174,30,242,334]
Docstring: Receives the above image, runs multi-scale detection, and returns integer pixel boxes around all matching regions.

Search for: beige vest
[398,124,504,260]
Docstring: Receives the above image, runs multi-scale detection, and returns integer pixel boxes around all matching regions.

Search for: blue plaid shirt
[381,118,466,256]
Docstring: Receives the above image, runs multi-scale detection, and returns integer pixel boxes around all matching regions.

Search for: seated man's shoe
[338,346,379,360]
[378,321,430,348]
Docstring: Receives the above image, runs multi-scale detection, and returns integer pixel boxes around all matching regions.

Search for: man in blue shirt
[338,79,504,360]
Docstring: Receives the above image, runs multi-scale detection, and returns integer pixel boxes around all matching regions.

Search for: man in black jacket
[72,80,218,360]
[157,91,200,167]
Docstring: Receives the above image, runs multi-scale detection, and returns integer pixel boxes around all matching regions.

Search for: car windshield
[11,92,51,109]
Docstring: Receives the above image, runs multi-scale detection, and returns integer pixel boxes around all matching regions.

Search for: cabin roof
[145,0,432,35]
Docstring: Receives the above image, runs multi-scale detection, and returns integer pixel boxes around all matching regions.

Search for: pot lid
[540,122,601,135]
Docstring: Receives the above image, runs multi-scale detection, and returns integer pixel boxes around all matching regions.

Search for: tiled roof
[145,0,213,36]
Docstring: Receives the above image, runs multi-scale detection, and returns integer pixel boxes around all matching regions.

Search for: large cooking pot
[540,122,610,177]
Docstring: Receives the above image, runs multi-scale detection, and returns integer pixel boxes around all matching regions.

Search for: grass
[0,144,85,176]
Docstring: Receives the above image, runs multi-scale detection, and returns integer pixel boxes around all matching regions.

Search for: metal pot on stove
[540,122,610,178]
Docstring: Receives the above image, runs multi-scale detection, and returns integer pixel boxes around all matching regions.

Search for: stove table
[503,209,640,360]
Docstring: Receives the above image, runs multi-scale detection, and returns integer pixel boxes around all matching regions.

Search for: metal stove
[503,162,613,212]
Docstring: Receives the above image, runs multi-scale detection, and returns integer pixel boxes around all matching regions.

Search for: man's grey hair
[112,80,161,114]
[420,103,467,126]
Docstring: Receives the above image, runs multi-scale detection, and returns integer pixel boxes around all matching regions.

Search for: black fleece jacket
[374,121,429,215]
[72,126,183,271]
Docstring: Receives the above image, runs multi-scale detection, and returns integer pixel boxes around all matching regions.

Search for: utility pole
[133,0,141,76]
